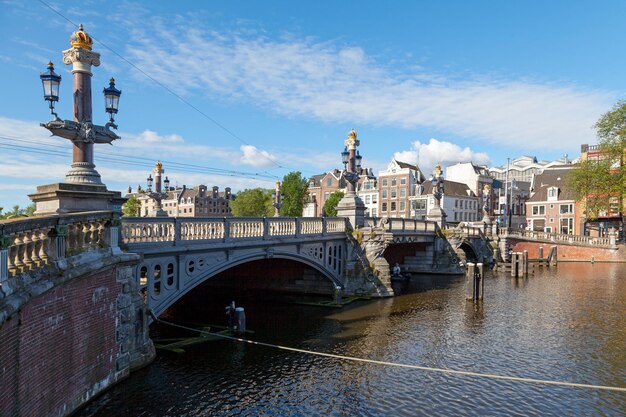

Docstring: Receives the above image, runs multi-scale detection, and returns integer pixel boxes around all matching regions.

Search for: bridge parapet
[499,228,616,249]
[364,217,438,234]
[0,211,122,295]
[121,216,347,248]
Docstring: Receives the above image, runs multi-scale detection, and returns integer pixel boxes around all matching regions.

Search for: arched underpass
[161,258,337,321]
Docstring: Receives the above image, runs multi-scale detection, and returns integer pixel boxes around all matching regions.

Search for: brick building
[378,159,425,218]
[526,167,577,234]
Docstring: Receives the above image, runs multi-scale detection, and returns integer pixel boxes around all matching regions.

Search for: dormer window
[547,187,558,201]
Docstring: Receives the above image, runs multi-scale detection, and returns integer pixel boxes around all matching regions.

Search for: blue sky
[1,0,625,208]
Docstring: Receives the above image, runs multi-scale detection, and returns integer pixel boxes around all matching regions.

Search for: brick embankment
[508,240,625,262]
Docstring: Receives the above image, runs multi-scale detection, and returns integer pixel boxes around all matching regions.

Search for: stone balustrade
[364,217,438,233]
[446,225,485,238]
[0,211,121,291]
[121,217,348,246]
[499,228,615,248]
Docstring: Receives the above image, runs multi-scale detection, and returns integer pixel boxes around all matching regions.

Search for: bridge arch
[141,249,343,318]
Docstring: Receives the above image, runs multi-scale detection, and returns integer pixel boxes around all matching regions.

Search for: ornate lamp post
[30,24,124,214]
[427,163,447,227]
[142,162,169,217]
[482,183,492,224]
[336,129,366,228]
[272,181,284,217]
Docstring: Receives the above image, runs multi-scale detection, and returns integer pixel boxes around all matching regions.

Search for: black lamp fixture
[163,176,170,190]
[147,174,153,191]
[103,78,122,124]
[355,150,362,170]
[341,147,349,168]
[40,61,62,119]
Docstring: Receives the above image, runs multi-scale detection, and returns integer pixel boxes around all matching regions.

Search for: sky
[1,0,626,209]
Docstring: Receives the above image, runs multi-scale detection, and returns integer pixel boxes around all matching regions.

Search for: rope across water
[153,315,626,393]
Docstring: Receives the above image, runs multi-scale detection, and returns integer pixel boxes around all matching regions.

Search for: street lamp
[341,129,360,191]
[141,161,168,217]
[39,61,61,119]
[38,24,122,186]
[272,181,284,217]
[427,163,447,227]
[103,78,121,125]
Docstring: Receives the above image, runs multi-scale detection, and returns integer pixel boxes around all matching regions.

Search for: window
[382,178,388,186]
[532,205,545,215]
[454,212,458,221]
[400,177,406,185]
[413,199,426,210]
[400,188,406,198]
[455,200,458,208]
[545,227,552,233]
[382,202,388,211]
[327,178,333,187]
[372,194,378,203]
[391,202,396,211]
[550,204,554,209]
[324,191,329,201]
[391,178,397,186]
[400,201,405,211]
[382,189,388,198]
[371,208,377,217]
[365,195,371,204]
[559,204,573,214]
[547,187,558,200]
[391,189,397,199]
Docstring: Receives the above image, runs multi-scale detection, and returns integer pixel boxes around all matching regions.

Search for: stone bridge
[119,216,444,317]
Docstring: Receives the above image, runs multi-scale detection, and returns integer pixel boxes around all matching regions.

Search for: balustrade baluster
[30,230,43,266]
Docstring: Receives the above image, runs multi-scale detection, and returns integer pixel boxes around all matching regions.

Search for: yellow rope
[154,316,626,393]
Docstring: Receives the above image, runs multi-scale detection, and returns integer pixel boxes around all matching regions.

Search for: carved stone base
[336,192,366,229]
[65,162,103,185]
[29,182,126,215]
[427,206,447,228]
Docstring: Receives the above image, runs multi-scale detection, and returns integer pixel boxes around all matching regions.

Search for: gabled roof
[529,167,575,202]
[421,179,475,197]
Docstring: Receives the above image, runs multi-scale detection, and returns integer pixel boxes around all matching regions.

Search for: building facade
[378,159,425,218]
[526,167,577,234]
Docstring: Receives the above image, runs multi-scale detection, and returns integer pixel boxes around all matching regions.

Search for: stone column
[337,129,365,229]
[62,28,103,185]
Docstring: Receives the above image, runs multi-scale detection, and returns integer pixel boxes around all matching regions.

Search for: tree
[229,188,274,217]
[281,171,309,217]
[323,191,344,217]
[570,100,626,220]
[122,195,141,217]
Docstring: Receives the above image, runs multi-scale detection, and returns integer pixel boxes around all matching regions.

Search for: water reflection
[79,264,626,417]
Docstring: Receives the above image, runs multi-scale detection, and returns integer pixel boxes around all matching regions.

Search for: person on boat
[392,263,401,276]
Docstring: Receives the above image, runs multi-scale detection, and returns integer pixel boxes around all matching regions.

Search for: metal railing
[120,216,348,245]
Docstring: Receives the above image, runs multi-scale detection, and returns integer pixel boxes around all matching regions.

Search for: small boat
[391,273,410,282]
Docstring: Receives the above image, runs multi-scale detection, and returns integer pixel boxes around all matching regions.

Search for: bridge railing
[121,216,348,246]
[364,217,438,233]
[0,211,121,291]
[499,228,614,248]
[445,225,486,238]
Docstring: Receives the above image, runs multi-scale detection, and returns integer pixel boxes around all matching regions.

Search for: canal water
[79,263,625,416]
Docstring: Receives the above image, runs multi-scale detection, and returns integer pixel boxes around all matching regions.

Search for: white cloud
[394,139,491,175]
[123,20,613,149]
[239,145,277,168]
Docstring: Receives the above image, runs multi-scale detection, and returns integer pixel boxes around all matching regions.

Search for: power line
[36,0,287,171]
[0,135,278,180]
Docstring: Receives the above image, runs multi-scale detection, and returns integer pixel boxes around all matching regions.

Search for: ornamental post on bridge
[427,163,447,228]
[336,129,366,229]
[29,24,126,215]
[142,161,169,217]
[272,181,284,217]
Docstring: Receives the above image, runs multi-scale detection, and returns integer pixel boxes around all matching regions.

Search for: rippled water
[79,263,626,416]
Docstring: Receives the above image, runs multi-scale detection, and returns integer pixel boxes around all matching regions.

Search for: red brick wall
[509,240,623,262]
[0,266,122,417]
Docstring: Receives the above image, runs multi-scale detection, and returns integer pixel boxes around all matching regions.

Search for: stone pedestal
[336,192,366,229]
[29,182,125,215]
[427,205,447,228]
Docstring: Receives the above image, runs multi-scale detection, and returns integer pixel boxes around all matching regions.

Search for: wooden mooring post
[510,251,529,277]
[466,262,484,302]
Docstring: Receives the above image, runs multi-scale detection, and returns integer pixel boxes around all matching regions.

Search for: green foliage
[0,204,36,219]
[229,188,274,217]
[281,171,309,217]
[570,100,626,219]
[122,195,141,217]
[323,191,344,217]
